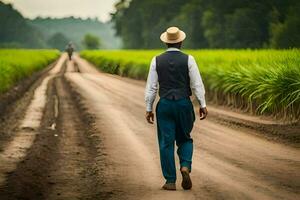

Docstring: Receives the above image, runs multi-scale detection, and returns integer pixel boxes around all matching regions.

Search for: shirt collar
[166,47,181,52]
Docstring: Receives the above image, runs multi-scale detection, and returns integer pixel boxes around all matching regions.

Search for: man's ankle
[180,166,190,173]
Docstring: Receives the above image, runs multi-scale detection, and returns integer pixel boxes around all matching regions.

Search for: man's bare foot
[162,183,176,190]
[181,167,192,190]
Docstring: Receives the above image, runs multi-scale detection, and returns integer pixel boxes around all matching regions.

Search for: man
[65,42,74,60]
[145,27,208,191]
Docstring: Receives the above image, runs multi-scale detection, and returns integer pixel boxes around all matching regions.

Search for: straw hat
[160,27,186,44]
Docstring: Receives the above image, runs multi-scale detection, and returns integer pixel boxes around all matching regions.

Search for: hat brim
[160,30,186,44]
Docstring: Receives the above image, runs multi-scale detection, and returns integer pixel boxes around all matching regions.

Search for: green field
[0,49,60,93]
[81,49,300,121]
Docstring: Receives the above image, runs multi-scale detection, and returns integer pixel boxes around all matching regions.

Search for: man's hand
[146,111,154,124]
[199,107,208,120]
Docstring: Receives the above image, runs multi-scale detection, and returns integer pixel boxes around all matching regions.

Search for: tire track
[0,54,67,189]
[0,58,111,199]
[0,75,61,199]
[44,74,107,200]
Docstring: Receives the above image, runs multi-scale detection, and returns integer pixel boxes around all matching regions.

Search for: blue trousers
[156,98,195,183]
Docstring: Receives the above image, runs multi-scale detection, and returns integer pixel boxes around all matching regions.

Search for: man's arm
[188,55,208,120]
[145,57,158,124]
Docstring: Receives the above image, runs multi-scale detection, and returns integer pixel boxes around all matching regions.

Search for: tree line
[0,1,120,50]
[112,0,300,49]
[0,2,44,48]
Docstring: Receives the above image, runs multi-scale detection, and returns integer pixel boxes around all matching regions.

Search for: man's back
[156,51,192,100]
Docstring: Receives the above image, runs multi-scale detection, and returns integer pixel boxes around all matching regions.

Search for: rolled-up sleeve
[188,55,206,108]
[145,57,158,112]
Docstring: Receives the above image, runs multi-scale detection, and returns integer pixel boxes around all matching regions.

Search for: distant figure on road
[65,42,74,60]
[145,27,208,191]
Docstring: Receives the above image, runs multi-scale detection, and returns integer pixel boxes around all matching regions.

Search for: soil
[0,54,299,200]
[0,61,57,151]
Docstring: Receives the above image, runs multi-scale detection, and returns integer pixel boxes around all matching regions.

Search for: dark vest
[156,51,192,100]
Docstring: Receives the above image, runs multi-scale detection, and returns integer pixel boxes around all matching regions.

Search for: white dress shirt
[145,48,206,112]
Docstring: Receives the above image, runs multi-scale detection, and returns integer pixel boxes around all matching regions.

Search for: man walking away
[65,42,74,60]
[145,27,208,191]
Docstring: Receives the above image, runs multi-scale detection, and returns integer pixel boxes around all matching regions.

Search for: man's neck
[166,47,181,51]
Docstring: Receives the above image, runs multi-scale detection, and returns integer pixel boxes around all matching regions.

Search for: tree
[0,2,45,48]
[202,10,223,48]
[225,8,265,48]
[47,32,70,51]
[175,0,208,48]
[112,0,187,49]
[269,2,300,48]
[82,34,101,49]
[111,0,300,49]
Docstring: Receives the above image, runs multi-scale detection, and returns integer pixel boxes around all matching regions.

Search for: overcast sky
[3,0,119,22]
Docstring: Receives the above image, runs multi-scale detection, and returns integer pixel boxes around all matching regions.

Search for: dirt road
[0,54,299,200]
